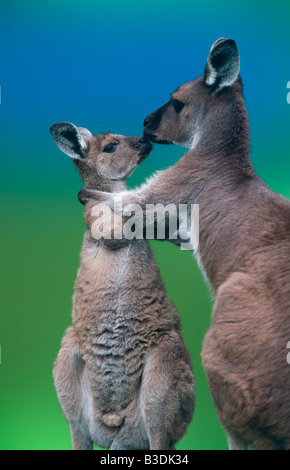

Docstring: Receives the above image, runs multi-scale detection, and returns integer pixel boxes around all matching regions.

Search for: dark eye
[103,143,117,153]
[171,99,185,113]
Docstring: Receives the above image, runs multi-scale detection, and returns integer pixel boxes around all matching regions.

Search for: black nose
[143,117,152,128]
[138,136,149,144]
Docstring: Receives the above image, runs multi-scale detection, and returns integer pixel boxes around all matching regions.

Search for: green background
[1,0,290,450]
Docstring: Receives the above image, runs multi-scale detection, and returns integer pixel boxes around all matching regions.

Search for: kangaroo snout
[143,103,173,145]
[128,136,153,161]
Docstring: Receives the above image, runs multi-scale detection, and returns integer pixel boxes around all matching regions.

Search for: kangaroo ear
[204,38,240,92]
[49,122,92,159]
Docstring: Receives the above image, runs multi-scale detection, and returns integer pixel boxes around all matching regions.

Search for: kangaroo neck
[180,83,254,203]
[73,160,127,193]
[177,93,255,289]
[187,148,258,291]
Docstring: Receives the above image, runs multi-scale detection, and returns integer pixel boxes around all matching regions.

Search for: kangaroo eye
[103,143,117,153]
[171,100,185,113]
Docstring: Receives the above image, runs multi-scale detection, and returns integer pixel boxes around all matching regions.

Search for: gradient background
[1,0,290,450]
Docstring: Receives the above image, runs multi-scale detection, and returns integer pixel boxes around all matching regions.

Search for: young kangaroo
[79,39,290,450]
[50,122,195,450]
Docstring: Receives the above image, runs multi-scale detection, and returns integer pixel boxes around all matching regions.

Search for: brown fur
[51,127,195,450]
[80,40,290,450]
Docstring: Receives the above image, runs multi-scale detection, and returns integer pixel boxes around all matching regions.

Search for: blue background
[1,0,290,449]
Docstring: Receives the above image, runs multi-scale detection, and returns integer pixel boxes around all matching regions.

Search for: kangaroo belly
[85,320,147,412]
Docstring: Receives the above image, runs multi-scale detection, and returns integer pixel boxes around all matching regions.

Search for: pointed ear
[204,38,240,92]
[49,122,92,159]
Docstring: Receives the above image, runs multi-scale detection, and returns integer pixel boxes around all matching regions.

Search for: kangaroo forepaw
[78,188,111,206]
[78,188,91,205]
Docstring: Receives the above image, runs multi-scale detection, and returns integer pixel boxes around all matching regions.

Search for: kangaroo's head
[143,38,245,151]
[50,123,152,186]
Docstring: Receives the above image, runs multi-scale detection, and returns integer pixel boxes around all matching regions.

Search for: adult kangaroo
[79,38,290,450]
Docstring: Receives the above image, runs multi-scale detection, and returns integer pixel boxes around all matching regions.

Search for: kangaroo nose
[138,136,149,144]
[143,116,152,128]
